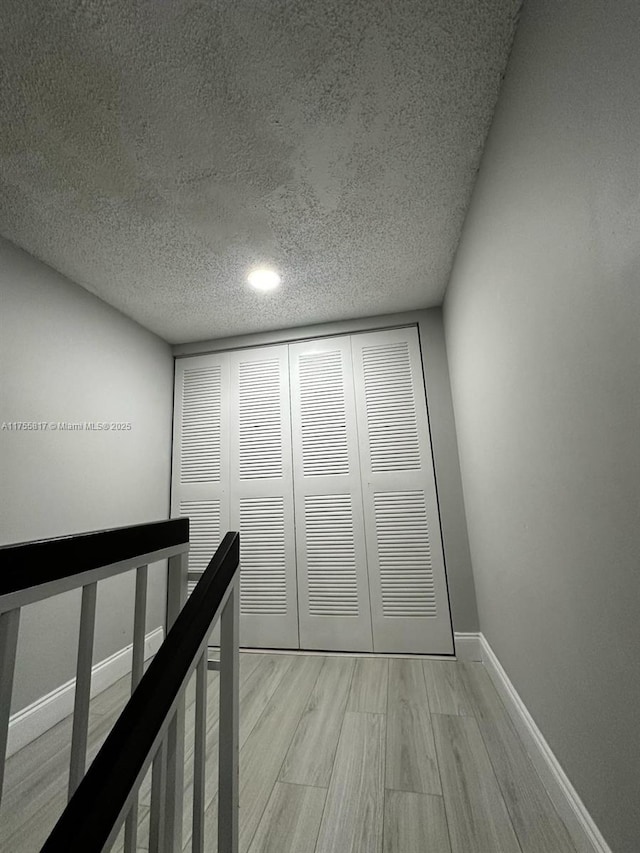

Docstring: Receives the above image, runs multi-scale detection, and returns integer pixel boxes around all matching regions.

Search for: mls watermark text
[1,421,133,432]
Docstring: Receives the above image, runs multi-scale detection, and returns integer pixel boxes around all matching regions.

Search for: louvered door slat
[298,350,350,477]
[238,358,284,480]
[172,354,230,605]
[305,494,359,617]
[290,336,373,652]
[178,499,222,594]
[180,366,222,483]
[229,345,298,648]
[352,327,453,654]
[362,339,421,472]
[374,490,436,618]
[238,497,287,615]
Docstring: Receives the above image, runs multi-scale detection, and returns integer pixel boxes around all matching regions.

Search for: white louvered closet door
[228,345,299,649]
[351,327,453,654]
[289,337,373,652]
[171,354,230,599]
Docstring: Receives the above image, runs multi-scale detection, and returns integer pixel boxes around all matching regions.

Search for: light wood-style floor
[0,652,578,853]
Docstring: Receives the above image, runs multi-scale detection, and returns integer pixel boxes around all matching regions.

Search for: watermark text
[1,421,132,432]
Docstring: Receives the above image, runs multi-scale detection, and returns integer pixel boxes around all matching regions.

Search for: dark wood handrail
[0,519,189,597]
[39,531,239,853]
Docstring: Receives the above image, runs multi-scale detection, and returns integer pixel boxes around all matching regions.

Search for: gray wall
[0,238,174,712]
[175,308,479,634]
[443,1,640,850]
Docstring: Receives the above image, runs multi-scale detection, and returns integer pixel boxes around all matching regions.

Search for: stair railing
[0,521,240,853]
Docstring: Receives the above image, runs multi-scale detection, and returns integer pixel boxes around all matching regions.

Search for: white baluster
[192,652,208,853]
[0,608,21,806]
[218,574,239,853]
[69,582,97,798]
[124,564,148,852]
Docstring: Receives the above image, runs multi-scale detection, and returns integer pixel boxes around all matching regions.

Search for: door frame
[173,309,474,655]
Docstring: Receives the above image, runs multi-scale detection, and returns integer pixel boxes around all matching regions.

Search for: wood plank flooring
[385,659,440,795]
[0,654,578,853]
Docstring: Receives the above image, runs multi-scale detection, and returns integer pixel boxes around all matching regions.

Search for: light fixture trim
[247,268,281,292]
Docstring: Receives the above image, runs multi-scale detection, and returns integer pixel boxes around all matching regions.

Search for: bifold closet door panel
[289,336,373,652]
[228,345,299,649]
[171,354,231,603]
[351,327,454,654]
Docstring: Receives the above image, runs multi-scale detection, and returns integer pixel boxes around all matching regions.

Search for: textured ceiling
[0,0,519,344]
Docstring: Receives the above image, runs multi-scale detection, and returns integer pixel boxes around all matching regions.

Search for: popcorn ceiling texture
[0,0,520,343]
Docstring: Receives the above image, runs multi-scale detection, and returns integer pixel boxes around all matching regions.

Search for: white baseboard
[453,632,482,661]
[479,634,612,853]
[7,626,164,758]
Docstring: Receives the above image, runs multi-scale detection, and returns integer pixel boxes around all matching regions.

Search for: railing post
[164,550,188,852]
[131,564,148,689]
[192,652,208,853]
[149,738,167,853]
[166,549,188,630]
[69,582,97,799]
[0,607,21,807]
[218,572,239,853]
[124,564,148,853]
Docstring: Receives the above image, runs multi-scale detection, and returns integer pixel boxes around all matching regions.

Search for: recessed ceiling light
[247,268,281,292]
